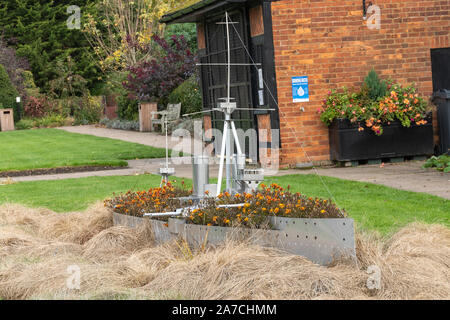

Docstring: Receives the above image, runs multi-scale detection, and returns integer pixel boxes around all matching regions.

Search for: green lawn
[266,175,449,235]
[0,173,448,235]
[0,129,167,172]
[0,175,163,212]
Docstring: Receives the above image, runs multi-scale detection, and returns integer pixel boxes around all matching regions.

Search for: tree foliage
[83,0,187,72]
[0,39,30,97]
[124,35,197,103]
[0,64,20,120]
[0,0,102,92]
[165,23,197,53]
[168,76,202,116]
[364,69,388,101]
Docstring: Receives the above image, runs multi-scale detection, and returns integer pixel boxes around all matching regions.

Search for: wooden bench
[151,103,181,133]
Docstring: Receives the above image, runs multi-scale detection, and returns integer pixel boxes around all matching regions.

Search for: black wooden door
[200,9,256,157]
[431,48,450,91]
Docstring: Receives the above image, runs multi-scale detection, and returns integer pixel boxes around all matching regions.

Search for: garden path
[58,125,201,150]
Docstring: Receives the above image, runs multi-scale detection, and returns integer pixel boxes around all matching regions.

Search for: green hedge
[117,93,139,121]
[167,76,203,117]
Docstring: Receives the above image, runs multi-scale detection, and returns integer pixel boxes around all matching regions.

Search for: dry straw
[0,203,448,300]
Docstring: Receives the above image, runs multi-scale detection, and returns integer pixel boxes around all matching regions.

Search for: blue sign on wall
[292,76,309,102]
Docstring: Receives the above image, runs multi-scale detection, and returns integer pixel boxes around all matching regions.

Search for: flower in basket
[319,70,432,136]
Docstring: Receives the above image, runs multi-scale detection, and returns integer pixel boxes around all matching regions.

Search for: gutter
[161,0,247,24]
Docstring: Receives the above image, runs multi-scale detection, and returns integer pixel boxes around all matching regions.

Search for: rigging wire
[228,19,345,215]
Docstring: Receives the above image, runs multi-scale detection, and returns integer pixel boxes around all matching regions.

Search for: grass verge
[0,128,167,172]
[266,174,449,235]
[0,173,448,234]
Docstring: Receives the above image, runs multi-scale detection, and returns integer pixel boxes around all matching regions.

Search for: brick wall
[271,0,450,165]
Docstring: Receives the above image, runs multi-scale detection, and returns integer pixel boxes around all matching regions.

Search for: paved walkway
[2,126,448,199]
[58,125,202,151]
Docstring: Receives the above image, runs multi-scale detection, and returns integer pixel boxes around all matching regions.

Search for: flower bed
[106,183,354,265]
[105,183,346,228]
[105,182,191,217]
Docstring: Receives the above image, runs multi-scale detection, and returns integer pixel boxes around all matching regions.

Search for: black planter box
[329,114,434,161]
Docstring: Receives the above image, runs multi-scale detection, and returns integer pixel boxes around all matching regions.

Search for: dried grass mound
[38,203,113,244]
[0,204,448,300]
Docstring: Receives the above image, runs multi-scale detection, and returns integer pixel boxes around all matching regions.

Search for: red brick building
[162,0,450,166]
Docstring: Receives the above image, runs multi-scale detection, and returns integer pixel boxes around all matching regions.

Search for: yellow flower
[321,210,326,214]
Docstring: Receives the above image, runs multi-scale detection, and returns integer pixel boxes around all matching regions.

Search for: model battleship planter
[108,12,356,267]
[112,210,356,266]
[329,114,434,162]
